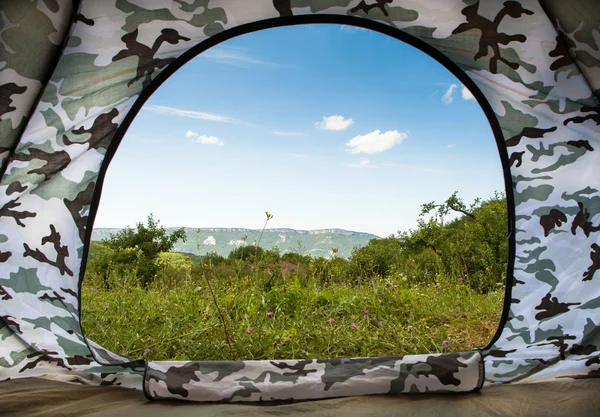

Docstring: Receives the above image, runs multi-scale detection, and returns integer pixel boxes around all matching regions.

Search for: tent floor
[1,377,599,416]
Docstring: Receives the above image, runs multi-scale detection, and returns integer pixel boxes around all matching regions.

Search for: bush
[228,245,264,262]
[89,214,186,288]
[84,241,142,289]
[310,256,350,285]
[202,251,226,266]
[281,252,312,268]
[349,237,403,281]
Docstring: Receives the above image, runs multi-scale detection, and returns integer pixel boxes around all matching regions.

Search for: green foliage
[261,247,283,265]
[310,256,350,285]
[228,245,264,262]
[82,265,502,361]
[176,252,203,264]
[82,192,508,360]
[85,241,142,289]
[281,252,312,268]
[85,192,507,294]
[398,191,508,292]
[349,237,403,281]
[202,251,226,266]
[87,214,186,288]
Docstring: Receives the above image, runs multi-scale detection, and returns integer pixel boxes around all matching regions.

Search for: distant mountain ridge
[91,227,380,258]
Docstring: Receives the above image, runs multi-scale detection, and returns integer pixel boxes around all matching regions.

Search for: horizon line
[92,225,384,237]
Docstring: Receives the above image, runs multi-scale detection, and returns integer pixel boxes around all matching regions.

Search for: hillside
[91,227,380,259]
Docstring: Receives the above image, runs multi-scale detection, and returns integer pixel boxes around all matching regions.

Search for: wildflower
[351,322,357,328]
[327,318,335,324]
[442,340,451,349]
[377,321,385,327]
[265,211,273,220]
[266,311,274,318]
[143,348,151,354]
[458,277,464,281]
[362,309,369,315]
[246,327,253,333]
[103,305,109,311]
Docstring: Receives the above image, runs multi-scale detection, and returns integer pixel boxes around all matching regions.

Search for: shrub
[228,245,264,262]
[93,214,186,288]
[203,251,226,266]
[85,241,142,289]
[310,256,350,285]
[281,252,312,268]
[349,237,403,281]
[397,191,508,292]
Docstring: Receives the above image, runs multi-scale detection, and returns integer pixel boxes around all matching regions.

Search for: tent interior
[0,0,599,415]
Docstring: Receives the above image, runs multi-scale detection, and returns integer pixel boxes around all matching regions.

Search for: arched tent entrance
[0,0,599,404]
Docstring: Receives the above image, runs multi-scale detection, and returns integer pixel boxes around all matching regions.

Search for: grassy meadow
[81,194,507,361]
[81,254,503,361]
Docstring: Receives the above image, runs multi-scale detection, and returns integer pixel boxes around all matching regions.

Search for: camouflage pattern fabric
[0,0,599,402]
[0,1,75,176]
[145,353,483,401]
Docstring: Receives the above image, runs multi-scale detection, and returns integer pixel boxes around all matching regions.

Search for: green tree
[102,214,186,287]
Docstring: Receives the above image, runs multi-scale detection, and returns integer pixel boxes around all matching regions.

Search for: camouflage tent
[0,0,599,406]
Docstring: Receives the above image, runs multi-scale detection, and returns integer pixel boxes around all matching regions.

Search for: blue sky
[94,24,504,237]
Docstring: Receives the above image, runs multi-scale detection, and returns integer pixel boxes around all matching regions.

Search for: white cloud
[186,130,224,146]
[345,130,408,154]
[228,239,247,247]
[461,85,475,100]
[317,115,354,131]
[443,143,456,148]
[344,158,375,168]
[199,45,292,68]
[146,105,239,124]
[442,84,457,104]
[196,136,224,146]
[340,25,369,33]
[273,131,303,137]
[203,236,216,245]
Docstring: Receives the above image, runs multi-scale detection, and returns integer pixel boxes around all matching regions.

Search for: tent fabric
[0,0,599,404]
[144,352,483,401]
[2,377,600,417]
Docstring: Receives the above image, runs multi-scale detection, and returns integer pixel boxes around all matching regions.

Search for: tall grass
[81,262,502,361]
